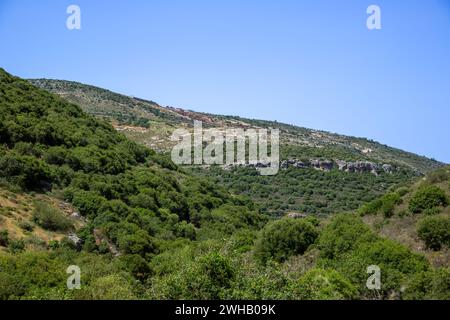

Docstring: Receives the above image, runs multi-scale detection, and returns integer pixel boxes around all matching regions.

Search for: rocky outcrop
[286,212,308,219]
[282,159,396,175]
[68,233,83,249]
[222,158,399,175]
[310,159,334,171]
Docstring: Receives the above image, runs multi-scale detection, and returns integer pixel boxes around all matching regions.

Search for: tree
[32,201,73,232]
[290,268,357,300]
[255,218,318,263]
[409,186,448,213]
[417,216,450,250]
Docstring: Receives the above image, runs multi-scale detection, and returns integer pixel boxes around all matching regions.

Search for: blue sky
[1,0,449,163]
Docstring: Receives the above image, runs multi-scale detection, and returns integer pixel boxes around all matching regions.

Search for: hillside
[28,79,445,216]
[360,166,450,268]
[0,69,448,300]
[29,78,443,172]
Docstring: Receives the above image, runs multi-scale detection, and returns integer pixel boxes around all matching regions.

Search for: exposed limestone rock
[280,159,396,175]
[222,158,398,175]
[68,233,83,249]
[286,212,308,219]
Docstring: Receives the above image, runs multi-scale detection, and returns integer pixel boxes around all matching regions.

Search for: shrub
[290,268,357,300]
[409,186,448,213]
[149,251,236,299]
[322,238,429,297]
[118,254,152,281]
[396,187,409,197]
[76,274,136,300]
[318,214,375,260]
[8,239,25,253]
[422,207,442,216]
[0,230,9,247]
[69,190,106,217]
[417,216,450,250]
[18,221,34,232]
[403,268,450,300]
[199,252,235,290]
[32,201,73,231]
[117,230,155,256]
[358,192,401,217]
[0,154,52,190]
[427,167,450,184]
[255,218,318,263]
[0,251,67,299]
[381,192,402,217]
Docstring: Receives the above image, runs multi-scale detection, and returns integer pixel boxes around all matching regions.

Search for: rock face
[68,233,83,249]
[222,157,399,175]
[310,159,334,171]
[280,159,395,175]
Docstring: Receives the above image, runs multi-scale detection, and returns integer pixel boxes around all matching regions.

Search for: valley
[0,69,448,300]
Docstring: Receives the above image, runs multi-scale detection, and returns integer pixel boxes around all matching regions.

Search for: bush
[69,190,106,217]
[417,216,450,250]
[118,254,152,281]
[409,186,448,213]
[76,274,136,300]
[318,214,375,260]
[403,268,450,300]
[0,230,9,247]
[427,167,450,184]
[422,207,442,216]
[381,192,402,217]
[358,192,401,217]
[0,154,52,190]
[396,187,409,197]
[322,238,429,297]
[290,268,357,300]
[117,229,155,256]
[255,218,318,263]
[8,239,25,253]
[32,201,73,232]
[199,252,235,291]
[18,221,34,232]
[149,251,235,299]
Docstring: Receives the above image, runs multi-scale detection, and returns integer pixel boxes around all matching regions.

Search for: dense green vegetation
[0,69,448,300]
[409,185,448,214]
[254,218,318,264]
[358,191,403,217]
[29,78,444,217]
[190,165,414,217]
[417,216,450,250]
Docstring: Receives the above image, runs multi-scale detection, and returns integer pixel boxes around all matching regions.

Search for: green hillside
[28,78,445,216]
[29,78,443,173]
[0,69,448,300]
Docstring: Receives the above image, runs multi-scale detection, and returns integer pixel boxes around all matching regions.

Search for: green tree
[255,218,318,263]
[417,216,450,250]
[290,268,357,300]
[409,186,448,213]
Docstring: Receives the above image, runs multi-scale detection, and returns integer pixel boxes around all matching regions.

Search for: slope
[28,78,445,216]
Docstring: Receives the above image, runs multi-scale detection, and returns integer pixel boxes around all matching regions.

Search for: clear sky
[1,0,449,163]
